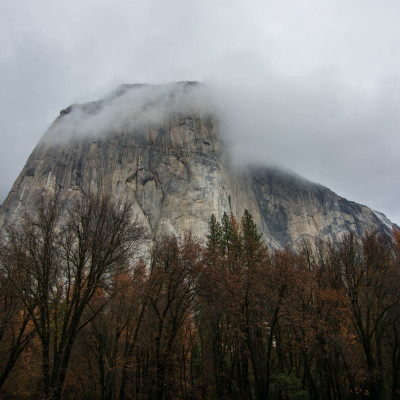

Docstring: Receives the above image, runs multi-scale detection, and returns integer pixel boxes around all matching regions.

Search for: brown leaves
[2,207,400,399]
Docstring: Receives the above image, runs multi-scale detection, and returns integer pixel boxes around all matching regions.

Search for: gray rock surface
[0,82,393,249]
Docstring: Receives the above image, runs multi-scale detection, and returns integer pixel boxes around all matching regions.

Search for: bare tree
[0,233,36,391]
[2,192,143,400]
[145,234,202,400]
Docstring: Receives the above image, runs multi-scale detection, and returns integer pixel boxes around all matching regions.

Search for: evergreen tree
[206,214,222,250]
[241,209,262,244]
[220,212,232,254]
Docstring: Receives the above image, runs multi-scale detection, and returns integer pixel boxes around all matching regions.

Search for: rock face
[0,82,393,249]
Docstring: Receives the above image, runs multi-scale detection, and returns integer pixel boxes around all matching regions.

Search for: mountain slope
[0,82,392,248]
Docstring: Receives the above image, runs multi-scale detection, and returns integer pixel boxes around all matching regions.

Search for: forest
[0,194,399,400]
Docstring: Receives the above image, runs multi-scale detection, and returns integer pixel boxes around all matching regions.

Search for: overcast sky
[1,0,400,224]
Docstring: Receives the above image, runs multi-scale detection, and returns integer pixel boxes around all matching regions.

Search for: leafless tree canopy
[0,193,144,400]
[0,207,399,400]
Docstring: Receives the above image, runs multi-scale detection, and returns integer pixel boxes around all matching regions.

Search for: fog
[1,0,400,224]
[45,83,213,144]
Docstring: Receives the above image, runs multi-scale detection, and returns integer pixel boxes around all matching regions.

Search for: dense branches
[1,206,399,399]
[0,193,144,400]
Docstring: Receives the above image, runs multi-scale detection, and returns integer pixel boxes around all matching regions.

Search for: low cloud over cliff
[45,83,212,144]
[38,78,400,230]
[1,0,400,224]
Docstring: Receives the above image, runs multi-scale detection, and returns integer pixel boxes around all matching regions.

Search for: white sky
[1,0,400,224]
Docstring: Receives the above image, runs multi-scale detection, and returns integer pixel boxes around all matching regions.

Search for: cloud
[1,0,400,225]
[43,82,213,145]
[211,72,400,221]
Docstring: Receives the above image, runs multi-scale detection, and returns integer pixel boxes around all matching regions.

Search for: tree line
[0,195,399,399]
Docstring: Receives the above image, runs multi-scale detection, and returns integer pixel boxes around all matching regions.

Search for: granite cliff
[0,82,393,249]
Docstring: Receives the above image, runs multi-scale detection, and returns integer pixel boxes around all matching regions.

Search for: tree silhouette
[1,193,143,400]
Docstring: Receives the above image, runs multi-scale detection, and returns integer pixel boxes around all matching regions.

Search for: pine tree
[206,214,222,250]
[241,209,262,244]
[241,209,265,262]
[220,212,232,254]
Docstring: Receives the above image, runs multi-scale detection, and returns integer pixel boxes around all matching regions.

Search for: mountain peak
[0,83,393,248]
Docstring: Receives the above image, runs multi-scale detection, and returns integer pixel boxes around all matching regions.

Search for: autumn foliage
[1,202,400,399]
